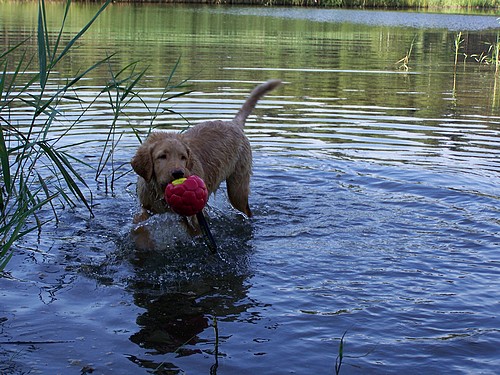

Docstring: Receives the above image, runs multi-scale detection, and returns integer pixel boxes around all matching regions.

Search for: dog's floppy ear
[184,144,204,178]
[131,143,154,182]
[185,145,194,171]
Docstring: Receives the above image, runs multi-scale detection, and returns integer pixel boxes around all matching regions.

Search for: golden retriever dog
[131,79,281,245]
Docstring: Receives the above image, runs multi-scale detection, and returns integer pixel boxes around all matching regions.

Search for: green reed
[489,32,500,75]
[460,18,500,75]
[0,0,112,270]
[0,0,190,270]
[210,315,220,375]
[335,331,347,374]
[454,32,464,71]
[95,57,191,193]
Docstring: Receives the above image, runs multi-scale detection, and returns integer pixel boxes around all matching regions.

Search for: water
[1,3,500,374]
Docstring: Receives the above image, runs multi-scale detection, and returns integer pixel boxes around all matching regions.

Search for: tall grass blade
[94,60,147,183]
[36,171,58,222]
[32,53,113,118]
[335,331,347,375]
[37,0,48,89]
[51,0,72,63]
[1,0,116,270]
[37,142,93,214]
[0,125,11,195]
[53,0,112,67]
[0,194,55,271]
[0,37,30,60]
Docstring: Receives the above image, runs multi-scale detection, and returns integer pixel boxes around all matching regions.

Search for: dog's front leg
[131,209,155,250]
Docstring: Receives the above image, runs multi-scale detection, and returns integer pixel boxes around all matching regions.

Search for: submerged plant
[468,39,500,74]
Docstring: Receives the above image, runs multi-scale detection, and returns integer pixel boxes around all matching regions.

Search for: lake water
[1,2,500,374]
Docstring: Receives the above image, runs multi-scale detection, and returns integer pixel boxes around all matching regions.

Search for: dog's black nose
[172,170,185,180]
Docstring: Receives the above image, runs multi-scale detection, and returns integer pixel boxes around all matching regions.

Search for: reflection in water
[129,292,211,373]
[214,7,500,31]
[119,211,255,372]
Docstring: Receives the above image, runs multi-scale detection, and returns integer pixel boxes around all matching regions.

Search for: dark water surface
[1,3,499,374]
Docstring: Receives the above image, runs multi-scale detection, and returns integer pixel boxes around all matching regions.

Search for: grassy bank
[111,0,500,10]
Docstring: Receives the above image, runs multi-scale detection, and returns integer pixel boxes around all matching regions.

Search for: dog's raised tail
[234,79,282,126]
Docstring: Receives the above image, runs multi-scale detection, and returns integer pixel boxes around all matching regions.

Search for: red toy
[164,175,208,217]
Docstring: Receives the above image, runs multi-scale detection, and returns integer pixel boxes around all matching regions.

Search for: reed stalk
[454,32,464,72]
[493,33,500,75]
[396,35,416,71]
[94,57,191,192]
[335,331,347,375]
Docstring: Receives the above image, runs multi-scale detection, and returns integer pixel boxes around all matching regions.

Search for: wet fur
[131,80,282,243]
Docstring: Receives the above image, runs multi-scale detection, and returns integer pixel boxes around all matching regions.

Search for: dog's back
[182,79,282,177]
[183,79,282,216]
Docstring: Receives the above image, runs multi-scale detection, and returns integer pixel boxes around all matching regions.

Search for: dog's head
[131,134,193,191]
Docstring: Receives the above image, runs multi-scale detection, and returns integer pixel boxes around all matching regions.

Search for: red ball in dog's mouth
[164,175,208,217]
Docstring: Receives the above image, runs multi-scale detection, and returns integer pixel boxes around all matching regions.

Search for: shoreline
[104,0,500,11]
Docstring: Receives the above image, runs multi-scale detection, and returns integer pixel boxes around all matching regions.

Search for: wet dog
[131,80,281,247]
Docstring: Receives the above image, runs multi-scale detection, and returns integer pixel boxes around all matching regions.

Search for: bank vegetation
[109,0,500,10]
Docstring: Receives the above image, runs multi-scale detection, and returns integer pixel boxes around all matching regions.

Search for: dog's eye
[180,155,187,160]
[157,154,167,160]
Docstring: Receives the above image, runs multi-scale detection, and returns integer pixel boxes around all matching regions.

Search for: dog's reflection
[128,274,251,373]
[130,291,210,355]
[127,218,254,373]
